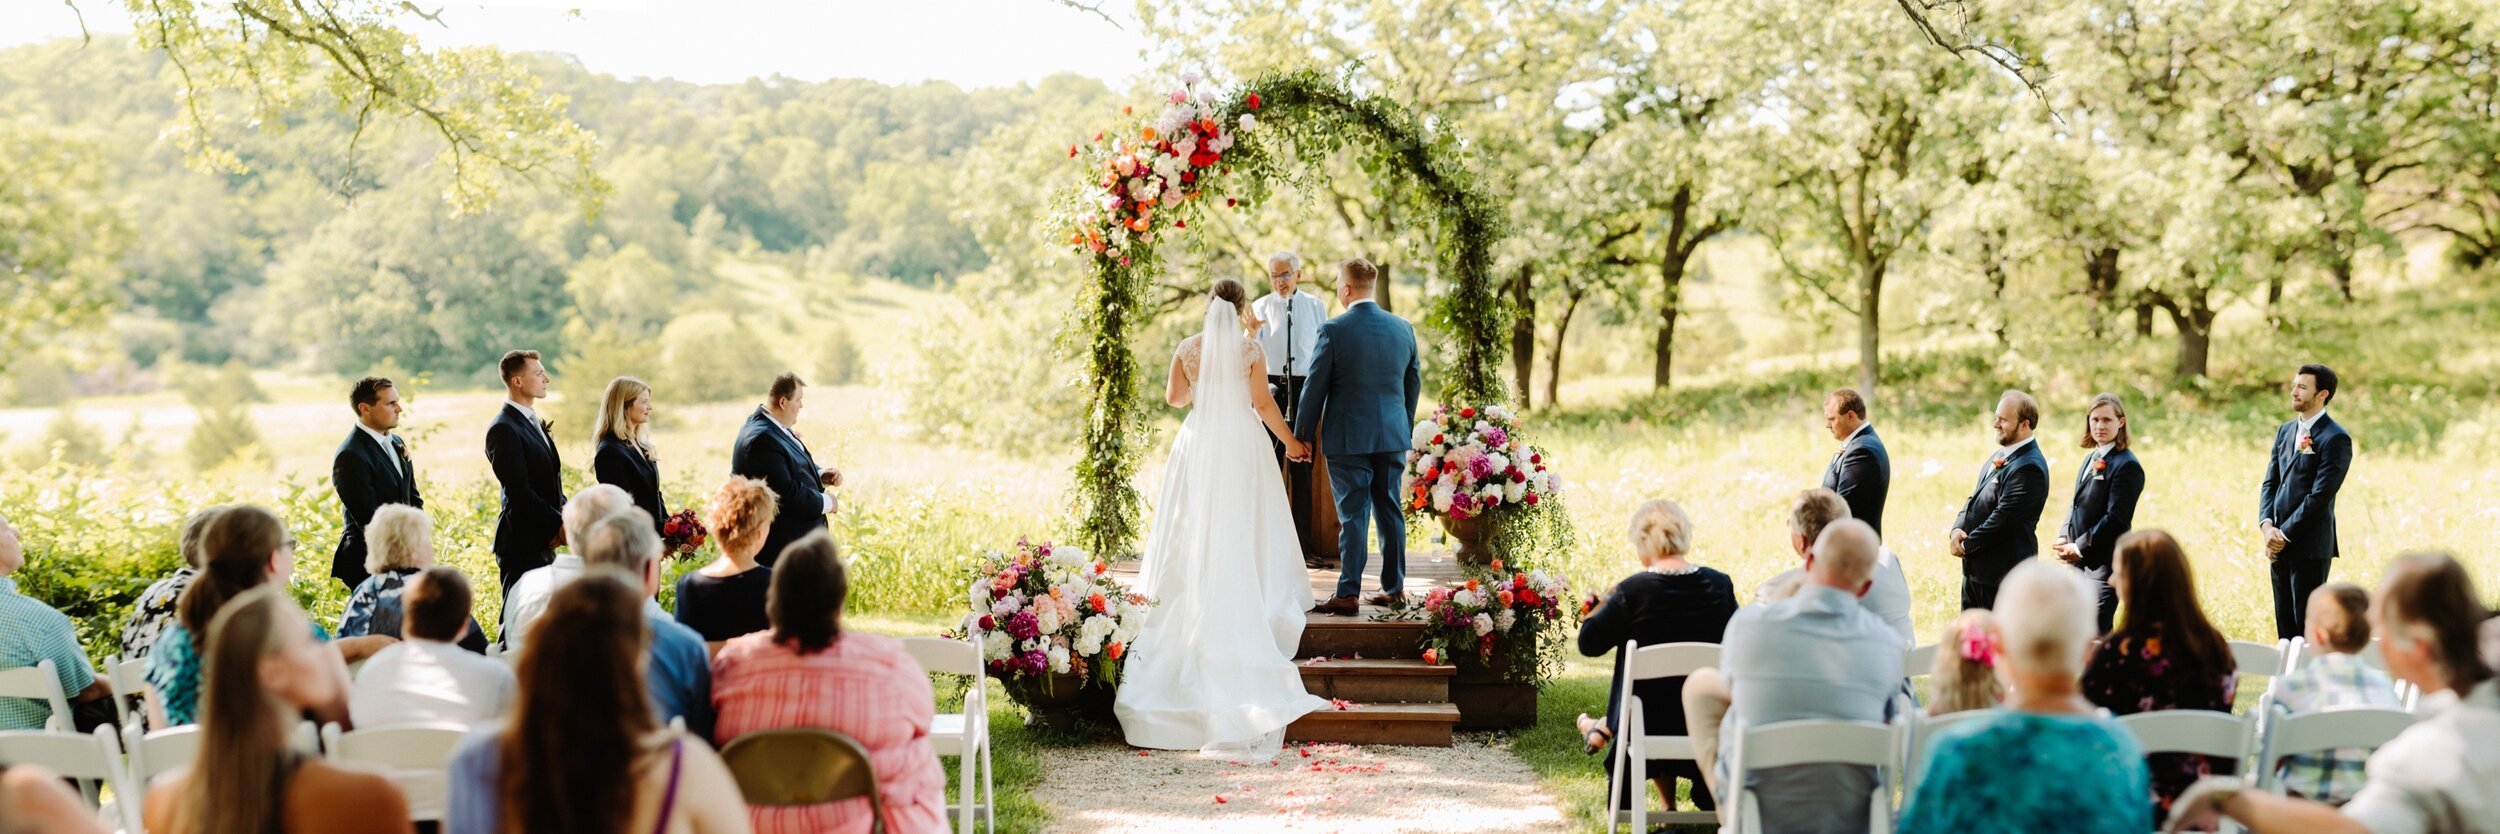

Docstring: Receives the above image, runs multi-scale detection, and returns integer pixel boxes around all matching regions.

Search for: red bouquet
[661,509,709,557]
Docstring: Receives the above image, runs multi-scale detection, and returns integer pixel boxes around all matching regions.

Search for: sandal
[1575,713,1612,756]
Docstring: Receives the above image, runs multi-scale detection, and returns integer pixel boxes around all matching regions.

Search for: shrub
[659,311,780,403]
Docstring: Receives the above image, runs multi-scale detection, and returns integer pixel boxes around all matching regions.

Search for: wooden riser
[1298,619,1427,659]
[1298,658,1454,704]
[1286,702,1460,747]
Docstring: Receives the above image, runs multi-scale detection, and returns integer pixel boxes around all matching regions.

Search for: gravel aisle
[1034,739,1567,833]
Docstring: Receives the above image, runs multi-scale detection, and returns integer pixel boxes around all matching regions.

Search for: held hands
[1286,438,1313,462]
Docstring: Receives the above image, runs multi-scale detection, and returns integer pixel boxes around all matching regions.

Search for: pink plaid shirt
[713,631,946,834]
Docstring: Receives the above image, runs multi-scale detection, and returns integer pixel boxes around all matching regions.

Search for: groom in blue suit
[1293,258,1423,616]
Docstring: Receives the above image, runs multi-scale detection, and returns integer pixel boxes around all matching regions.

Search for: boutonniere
[2297,433,2315,455]
[1992,456,2008,470]
[2092,457,2109,480]
[540,419,555,435]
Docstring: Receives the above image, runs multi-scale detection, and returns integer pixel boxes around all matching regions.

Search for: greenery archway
[1059,70,1507,557]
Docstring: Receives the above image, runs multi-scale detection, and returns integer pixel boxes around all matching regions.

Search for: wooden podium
[1290,432,1342,559]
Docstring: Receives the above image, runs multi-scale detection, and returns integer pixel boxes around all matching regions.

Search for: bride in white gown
[1114,279,1330,758]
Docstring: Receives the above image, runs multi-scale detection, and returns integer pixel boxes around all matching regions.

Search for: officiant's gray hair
[1267,251,1303,274]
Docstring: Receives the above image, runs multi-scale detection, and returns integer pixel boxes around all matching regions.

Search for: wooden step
[1297,658,1454,703]
[1297,617,1425,659]
[1286,702,1460,747]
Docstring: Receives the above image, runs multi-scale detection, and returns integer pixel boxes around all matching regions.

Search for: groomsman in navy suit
[485,350,566,616]
[1950,390,2049,611]
[733,373,841,566]
[1820,388,1890,538]
[331,376,423,590]
[2260,363,2353,641]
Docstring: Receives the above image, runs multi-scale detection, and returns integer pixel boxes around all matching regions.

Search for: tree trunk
[1509,263,1536,409]
[2135,301,2155,337]
[2161,285,2218,380]
[1983,253,2010,349]
[1654,257,1687,390]
[1377,261,1394,313]
[1545,290,1584,410]
[1857,261,1885,400]
[2083,246,2121,340]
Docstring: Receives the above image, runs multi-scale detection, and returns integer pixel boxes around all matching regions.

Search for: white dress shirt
[358,423,401,478]
[1253,290,1325,376]
[349,638,517,728]
[768,413,836,515]
[500,554,583,652]
[2297,408,2328,442]
[505,399,551,447]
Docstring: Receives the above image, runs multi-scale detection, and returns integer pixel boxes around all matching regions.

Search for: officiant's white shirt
[1253,290,1323,377]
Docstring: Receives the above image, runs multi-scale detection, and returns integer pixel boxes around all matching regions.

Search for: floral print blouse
[117,568,195,662]
[2081,630,2238,822]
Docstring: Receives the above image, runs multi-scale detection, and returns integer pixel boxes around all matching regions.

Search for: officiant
[1257,251,1340,568]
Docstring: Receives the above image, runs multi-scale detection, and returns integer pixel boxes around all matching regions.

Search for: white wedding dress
[1113,298,1328,758]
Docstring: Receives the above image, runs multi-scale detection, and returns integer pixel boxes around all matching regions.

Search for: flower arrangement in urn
[1409,558,1574,684]
[1404,404,1563,565]
[659,509,708,558]
[961,538,1149,688]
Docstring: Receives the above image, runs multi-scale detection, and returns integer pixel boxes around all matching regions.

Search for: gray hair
[580,508,661,578]
[362,504,434,575]
[563,484,634,549]
[1995,560,2098,679]
[1267,251,1303,274]
[1628,499,1693,559]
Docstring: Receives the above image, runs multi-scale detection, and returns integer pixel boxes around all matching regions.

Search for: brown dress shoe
[1310,596,1360,616]
[1363,592,1407,609]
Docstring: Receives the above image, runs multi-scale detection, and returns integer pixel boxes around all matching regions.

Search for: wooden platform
[1108,552,1472,747]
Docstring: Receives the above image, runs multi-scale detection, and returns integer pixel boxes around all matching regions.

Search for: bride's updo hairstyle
[1211,278,1248,309]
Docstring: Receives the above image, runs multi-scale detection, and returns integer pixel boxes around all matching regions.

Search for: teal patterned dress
[1898,711,2153,834]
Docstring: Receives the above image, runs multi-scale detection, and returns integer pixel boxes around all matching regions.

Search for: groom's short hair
[769,372,806,405]
[1341,257,1378,288]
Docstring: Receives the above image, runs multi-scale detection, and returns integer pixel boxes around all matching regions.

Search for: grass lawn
[849,612,1056,833]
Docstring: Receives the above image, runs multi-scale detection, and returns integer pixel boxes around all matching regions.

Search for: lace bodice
[1176,334,1265,389]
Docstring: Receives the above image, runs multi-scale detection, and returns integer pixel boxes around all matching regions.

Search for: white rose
[968,579,991,611]
[1431,482,1457,513]
[1036,607,1061,635]
[1161,188,1184,207]
[1486,405,1511,421]
[1238,113,1258,132]
[981,631,1012,659]
[1472,613,1495,636]
[1412,420,1439,447]
[1454,589,1480,608]
[1495,609,1517,632]
[1486,452,1509,474]
[1175,137,1199,159]
[1047,646,1071,674]
[1474,420,1493,435]
[1181,69,1202,85]
[1076,635,1103,657]
[1505,481,1526,503]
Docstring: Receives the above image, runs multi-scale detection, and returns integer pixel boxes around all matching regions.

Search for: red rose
[1421,648,1438,665]
[1107,641,1125,660]
[1460,408,1477,418]
[1510,469,1525,482]
[1432,434,1445,445]
[1247,93,1263,110]
[978,614,996,630]
[1524,493,1540,506]
[1490,559,1505,572]
[1189,150,1220,167]
[1529,453,1542,464]
[1174,220,1186,229]
[1068,145,1079,158]
[1182,170,1197,184]
[1497,590,1515,607]
[1225,198,1238,207]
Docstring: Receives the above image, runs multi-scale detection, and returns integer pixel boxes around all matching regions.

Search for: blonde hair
[175,586,303,834]
[362,504,434,575]
[1628,499,1693,559]
[1994,560,2098,680]
[593,376,654,457]
[706,476,781,558]
[1929,609,2006,716]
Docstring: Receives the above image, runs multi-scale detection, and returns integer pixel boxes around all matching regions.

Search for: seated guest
[1713,518,1902,833]
[1929,609,2006,716]
[2,763,109,834]
[578,510,716,740]
[2170,551,2498,834]
[1753,488,1914,645]
[1570,499,1737,814]
[350,567,516,729]
[119,505,226,662]
[2270,582,2403,805]
[1899,560,2152,833]
[145,505,391,728]
[676,477,780,651]
[447,569,750,834]
[0,513,115,732]
[2081,529,2237,822]
[338,506,487,654]
[501,483,632,653]
[141,586,413,834]
[713,532,943,834]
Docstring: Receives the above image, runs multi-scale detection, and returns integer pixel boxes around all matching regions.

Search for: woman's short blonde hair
[1627,499,1693,559]
[1993,560,2097,679]
[706,476,781,556]
[363,504,434,575]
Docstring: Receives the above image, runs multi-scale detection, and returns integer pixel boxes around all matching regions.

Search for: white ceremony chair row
[903,636,994,834]
[1606,640,1720,833]
[102,654,152,731]
[1725,719,1897,834]
[321,721,472,824]
[0,659,77,732]
[0,725,144,833]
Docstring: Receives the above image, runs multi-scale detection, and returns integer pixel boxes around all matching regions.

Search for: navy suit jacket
[1955,439,2050,583]
[1821,426,1890,538]
[1291,302,1422,457]
[2059,446,2144,571]
[731,407,828,565]
[2260,414,2352,562]
[332,428,422,585]
[484,404,565,561]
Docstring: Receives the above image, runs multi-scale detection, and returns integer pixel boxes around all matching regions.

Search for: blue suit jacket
[1291,302,1422,456]
[2260,414,2352,562]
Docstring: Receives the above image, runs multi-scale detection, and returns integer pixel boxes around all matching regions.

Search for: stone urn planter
[1000,671,1118,734]
[1441,513,1500,568]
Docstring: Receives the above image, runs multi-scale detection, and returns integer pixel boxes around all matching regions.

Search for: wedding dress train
[1113,298,1327,758]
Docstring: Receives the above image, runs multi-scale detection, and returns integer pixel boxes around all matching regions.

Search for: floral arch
[1059,70,1508,558]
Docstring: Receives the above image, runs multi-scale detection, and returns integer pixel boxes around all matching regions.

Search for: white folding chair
[1726,719,1898,834]
[1901,644,1939,705]
[1606,641,1721,833]
[323,721,471,823]
[102,654,151,731]
[2255,707,2416,796]
[903,636,993,834]
[2121,710,2254,834]
[0,726,144,833]
[125,722,204,787]
[0,659,77,732]
[2228,640,2288,698]
[1902,707,2001,788]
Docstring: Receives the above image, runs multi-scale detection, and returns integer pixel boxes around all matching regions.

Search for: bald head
[1808,518,1880,594]
[564,484,634,547]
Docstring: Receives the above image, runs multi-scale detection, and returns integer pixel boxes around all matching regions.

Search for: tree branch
[1892,0,2056,113]
[1048,0,1122,30]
